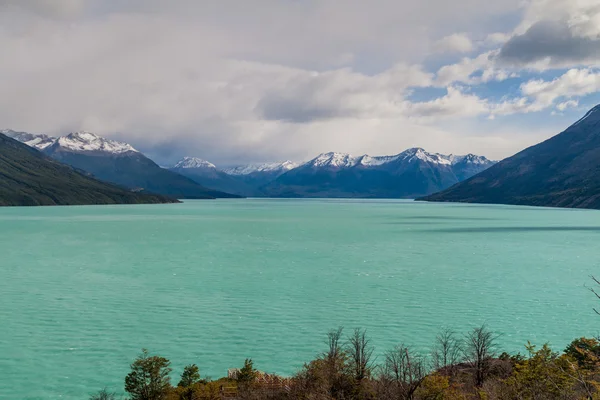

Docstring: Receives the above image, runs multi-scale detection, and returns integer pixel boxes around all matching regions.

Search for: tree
[326,327,344,363]
[505,342,577,399]
[89,388,117,400]
[381,345,428,400]
[237,359,258,383]
[347,328,374,382]
[431,329,463,373]
[565,337,600,370]
[463,325,498,387]
[177,364,201,400]
[178,364,201,387]
[124,349,172,400]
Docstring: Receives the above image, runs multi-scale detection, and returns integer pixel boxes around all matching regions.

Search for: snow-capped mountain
[172,156,217,169]
[5,130,238,199]
[262,148,495,198]
[2,127,494,199]
[223,161,298,176]
[300,148,491,170]
[1,129,56,150]
[51,131,137,154]
[169,157,256,196]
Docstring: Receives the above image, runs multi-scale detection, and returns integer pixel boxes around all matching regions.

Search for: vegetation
[92,330,600,400]
[419,104,600,210]
[0,133,176,206]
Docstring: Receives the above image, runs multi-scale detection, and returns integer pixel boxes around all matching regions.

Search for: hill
[420,105,600,209]
[0,133,176,206]
[3,131,239,199]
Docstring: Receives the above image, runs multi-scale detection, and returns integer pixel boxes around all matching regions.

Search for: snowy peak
[299,148,494,170]
[54,131,138,154]
[173,157,216,169]
[224,161,298,175]
[449,153,493,165]
[307,152,360,168]
[1,129,56,150]
[396,148,452,165]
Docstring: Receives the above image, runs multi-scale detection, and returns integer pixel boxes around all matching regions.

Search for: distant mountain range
[1,130,239,199]
[0,133,175,206]
[421,105,600,209]
[4,129,495,199]
[168,149,495,198]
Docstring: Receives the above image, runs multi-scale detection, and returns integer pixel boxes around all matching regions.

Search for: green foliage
[504,342,577,399]
[178,364,201,387]
[124,349,172,400]
[565,337,600,370]
[237,359,258,383]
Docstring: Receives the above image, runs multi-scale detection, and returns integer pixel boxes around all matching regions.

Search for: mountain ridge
[420,104,600,209]
[0,133,177,206]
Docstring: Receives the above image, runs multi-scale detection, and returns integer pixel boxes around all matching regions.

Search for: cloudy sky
[1,0,600,166]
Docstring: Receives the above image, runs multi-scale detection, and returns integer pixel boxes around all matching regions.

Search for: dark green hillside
[0,134,177,206]
[420,105,600,209]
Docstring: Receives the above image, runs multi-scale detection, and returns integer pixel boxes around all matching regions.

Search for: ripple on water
[1,199,599,399]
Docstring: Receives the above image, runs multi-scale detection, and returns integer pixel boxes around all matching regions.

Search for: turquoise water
[1,199,600,399]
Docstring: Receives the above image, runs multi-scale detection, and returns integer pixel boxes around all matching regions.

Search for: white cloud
[485,32,511,45]
[433,33,474,53]
[520,68,600,109]
[435,51,513,86]
[1,0,597,165]
[556,100,579,111]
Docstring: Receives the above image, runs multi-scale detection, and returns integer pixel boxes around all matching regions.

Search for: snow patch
[173,157,216,169]
[224,161,298,175]
[56,131,137,154]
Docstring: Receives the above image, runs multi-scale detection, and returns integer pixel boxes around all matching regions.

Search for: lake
[1,199,599,399]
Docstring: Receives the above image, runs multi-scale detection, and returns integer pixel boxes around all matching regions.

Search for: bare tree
[464,325,498,387]
[588,276,600,315]
[347,328,375,382]
[381,345,427,400]
[431,328,463,372]
[326,327,344,362]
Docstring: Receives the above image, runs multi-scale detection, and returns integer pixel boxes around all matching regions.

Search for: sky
[1,0,600,167]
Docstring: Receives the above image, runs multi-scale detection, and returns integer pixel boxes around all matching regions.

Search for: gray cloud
[498,20,600,67]
[0,0,85,18]
[0,0,586,166]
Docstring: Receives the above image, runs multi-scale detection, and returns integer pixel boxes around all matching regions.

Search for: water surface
[1,199,599,399]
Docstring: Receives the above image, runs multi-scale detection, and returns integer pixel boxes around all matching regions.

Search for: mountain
[223,161,298,190]
[6,131,239,199]
[420,105,600,209]
[0,133,175,206]
[261,148,495,198]
[1,129,56,150]
[169,157,257,196]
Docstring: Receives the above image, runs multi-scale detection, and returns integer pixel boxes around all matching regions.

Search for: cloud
[433,33,474,53]
[0,0,593,166]
[435,51,514,86]
[497,0,600,69]
[0,0,85,18]
[498,20,600,68]
[520,68,600,108]
[556,100,579,111]
[256,64,434,122]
